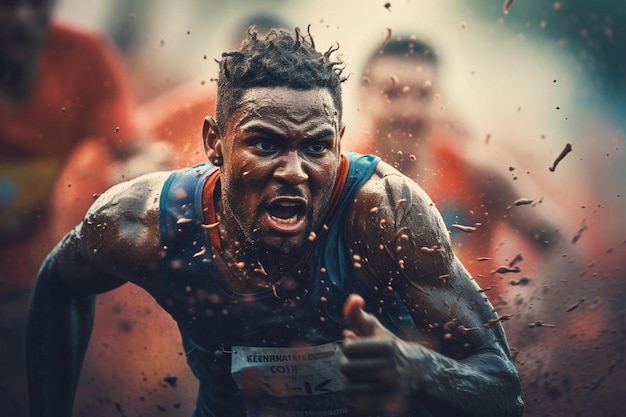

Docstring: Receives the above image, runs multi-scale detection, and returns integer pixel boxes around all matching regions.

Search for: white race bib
[231,341,349,416]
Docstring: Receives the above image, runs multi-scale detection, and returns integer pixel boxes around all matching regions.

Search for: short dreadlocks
[215,26,347,135]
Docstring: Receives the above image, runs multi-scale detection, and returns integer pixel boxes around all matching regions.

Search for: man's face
[218,86,342,255]
[361,55,438,130]
[0,0,54,70]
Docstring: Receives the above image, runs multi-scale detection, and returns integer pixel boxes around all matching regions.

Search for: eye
[305,142,329,154]
[253,139,278,153]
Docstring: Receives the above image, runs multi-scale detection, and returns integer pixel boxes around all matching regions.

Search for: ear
[203,116,223,166]
[337,122,346,155]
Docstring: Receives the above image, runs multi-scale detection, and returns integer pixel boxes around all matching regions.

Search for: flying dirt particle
[509,277,530,286]
[528,320,556,328]
[201,221,220,229]
[163,374,178,387]
[192,246,207,258]
[484,313,515,328]
[549,143,572,172]
[572,218,587,244]
[506,198,534,210]
[451,223,477,233]
[508,253,524,267]
[503,0,515,15]
[491,265,521,274]
[382,28,392,46]
[566,298,585,312]
[384,2,391,11]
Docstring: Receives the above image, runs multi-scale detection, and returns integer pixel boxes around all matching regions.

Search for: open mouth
[263,197,307,233]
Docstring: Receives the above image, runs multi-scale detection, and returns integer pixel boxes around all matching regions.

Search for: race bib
[231,341,349,417]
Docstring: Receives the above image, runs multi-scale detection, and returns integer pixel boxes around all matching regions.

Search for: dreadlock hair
[215,26,347,135]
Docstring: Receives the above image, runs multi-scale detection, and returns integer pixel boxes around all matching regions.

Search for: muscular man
[26,28,523,417]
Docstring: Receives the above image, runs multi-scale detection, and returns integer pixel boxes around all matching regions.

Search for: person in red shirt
[0,1,166,414]
[346,35,565,306]
[349,35,564,305]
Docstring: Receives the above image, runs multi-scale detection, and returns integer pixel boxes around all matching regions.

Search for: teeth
[270,215,298,224]
[276,202,298,207]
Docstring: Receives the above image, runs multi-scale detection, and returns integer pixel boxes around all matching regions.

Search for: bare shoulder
[79,171,172,287]
[347,160,457,286]
[353,160,450,246]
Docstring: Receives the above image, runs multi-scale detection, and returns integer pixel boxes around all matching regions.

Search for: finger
[343,294,377,337]
[341,338,397,358]
[340,357,398,384]
[342,329,358,341]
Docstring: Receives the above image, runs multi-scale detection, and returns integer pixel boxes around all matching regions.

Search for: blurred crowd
[1,0,624,416]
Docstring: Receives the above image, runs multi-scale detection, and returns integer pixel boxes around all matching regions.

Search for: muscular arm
[25,172,167,416]
[342,162,523,417]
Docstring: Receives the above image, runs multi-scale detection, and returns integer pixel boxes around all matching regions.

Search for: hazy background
[51,1,625,416]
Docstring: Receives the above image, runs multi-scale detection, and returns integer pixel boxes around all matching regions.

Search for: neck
[214,197,309,294]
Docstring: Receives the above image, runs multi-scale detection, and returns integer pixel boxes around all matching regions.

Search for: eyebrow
[242,125,337,142]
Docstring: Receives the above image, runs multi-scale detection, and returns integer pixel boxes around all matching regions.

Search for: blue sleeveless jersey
[159,152,420,416]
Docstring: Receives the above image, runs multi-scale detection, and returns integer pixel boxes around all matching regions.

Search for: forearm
[408,346,523,417]
[25,257,96,417]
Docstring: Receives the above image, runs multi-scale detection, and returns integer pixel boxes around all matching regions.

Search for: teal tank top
[159,152,420,416]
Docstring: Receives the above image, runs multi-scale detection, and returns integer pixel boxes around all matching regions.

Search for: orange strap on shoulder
[201,153,350,250]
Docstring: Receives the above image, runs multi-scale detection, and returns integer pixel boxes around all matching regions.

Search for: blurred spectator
[0,0,166,414]
[139,12,290,168]
[346,34,564,304]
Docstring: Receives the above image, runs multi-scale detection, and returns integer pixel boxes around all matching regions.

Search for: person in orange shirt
[0,1,166,414]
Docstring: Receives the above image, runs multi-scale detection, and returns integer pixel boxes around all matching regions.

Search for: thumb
[343,294,378,337]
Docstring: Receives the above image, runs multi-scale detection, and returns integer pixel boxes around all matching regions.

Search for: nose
[273,151,308,185]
